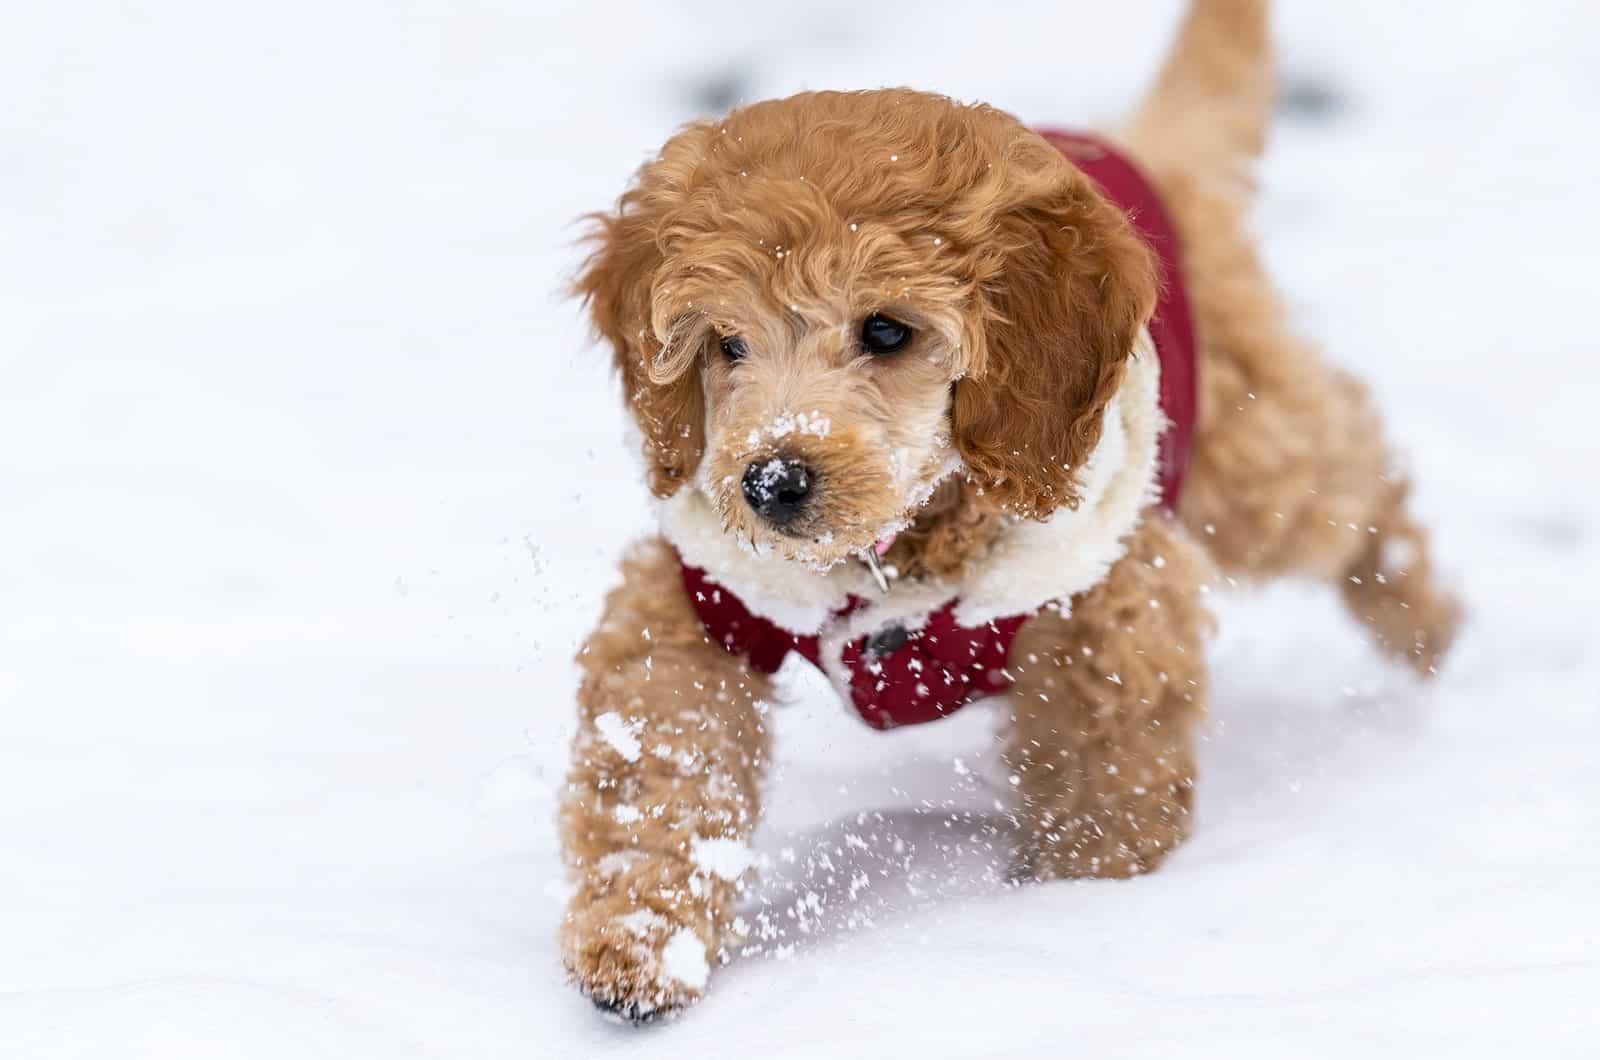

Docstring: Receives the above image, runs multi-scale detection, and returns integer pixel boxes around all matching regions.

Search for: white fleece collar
[658,330,1164,635]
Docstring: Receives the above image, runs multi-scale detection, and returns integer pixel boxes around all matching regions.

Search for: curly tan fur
[1123,0,1458,670]
[879,477,1006,581]
[1007,515,1213,880]
[562,0,1459,1018]
[561,540,771,1020]
[576,203,706,497]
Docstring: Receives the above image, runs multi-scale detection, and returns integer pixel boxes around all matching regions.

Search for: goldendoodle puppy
[560,0,1458,1021]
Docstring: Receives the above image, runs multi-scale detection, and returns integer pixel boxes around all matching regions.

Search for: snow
[660,929,711,992]
[2,1,1598,1058]
[743,409,833,449]
[619,909,666,938]
[593,710,643,763]
[691,836,757,882]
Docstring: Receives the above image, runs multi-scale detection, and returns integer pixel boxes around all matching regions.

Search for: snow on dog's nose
[740,457,812,528]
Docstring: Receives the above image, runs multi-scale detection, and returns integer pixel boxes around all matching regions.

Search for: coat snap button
[865,623,909,657]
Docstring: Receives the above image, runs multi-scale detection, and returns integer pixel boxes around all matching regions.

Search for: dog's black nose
[742,458,812,527]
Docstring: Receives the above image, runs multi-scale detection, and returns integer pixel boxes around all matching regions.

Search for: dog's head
[579,89,1155,568]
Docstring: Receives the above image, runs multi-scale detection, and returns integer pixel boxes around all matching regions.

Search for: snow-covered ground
[3,2,1597,1056]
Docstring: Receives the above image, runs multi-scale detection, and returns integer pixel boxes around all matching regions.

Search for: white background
[3,1,1597,1056]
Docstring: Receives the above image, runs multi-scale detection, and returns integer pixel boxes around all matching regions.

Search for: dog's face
[579,90,1156,569]
[695,295,963,566]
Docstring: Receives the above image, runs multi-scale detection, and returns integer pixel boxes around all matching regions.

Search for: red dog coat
[679,130,1196,730]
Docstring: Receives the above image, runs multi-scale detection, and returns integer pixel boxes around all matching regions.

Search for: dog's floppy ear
[952,138,1157,519]
[576,148,708,498]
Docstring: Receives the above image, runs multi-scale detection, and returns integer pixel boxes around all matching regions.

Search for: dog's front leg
[559,539,771,1022]
[1005,517,1213,880]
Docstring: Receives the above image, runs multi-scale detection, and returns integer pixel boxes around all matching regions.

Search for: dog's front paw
[562,902,714,1024]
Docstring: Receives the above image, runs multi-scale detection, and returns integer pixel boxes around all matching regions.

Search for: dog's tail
[1127,0,1273,176]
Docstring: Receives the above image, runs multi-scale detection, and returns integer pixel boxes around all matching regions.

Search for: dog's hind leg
[1336,477,1461,675]
[559,538,771,1022]
[1178,333,1460,674]
[1139,174,1460,674]
[1125,0,1459,674]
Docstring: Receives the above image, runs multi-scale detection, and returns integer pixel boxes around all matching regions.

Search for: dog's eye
[719,335,749,362]
[860,314,912,355]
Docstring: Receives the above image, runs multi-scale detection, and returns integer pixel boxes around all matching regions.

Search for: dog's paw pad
[584,987,682,1026]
